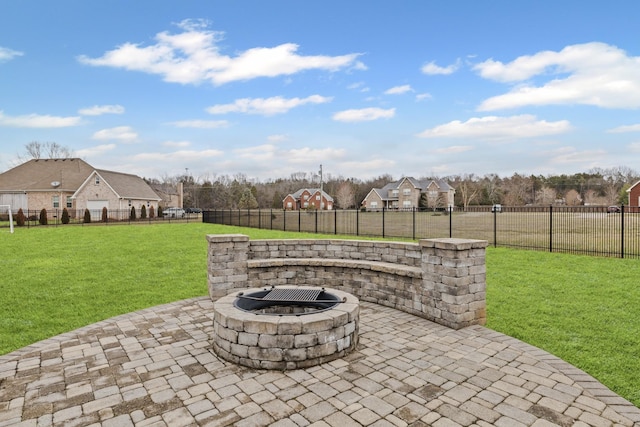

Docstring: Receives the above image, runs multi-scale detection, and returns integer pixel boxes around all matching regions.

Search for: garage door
[86,200,109,221]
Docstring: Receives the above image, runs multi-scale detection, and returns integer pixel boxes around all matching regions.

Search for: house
[361,177,455,211]
[283,188,334,210]
[627,180,640,207]
[0,158,161,219]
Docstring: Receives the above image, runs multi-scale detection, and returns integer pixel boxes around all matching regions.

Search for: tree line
[149,166,640,210]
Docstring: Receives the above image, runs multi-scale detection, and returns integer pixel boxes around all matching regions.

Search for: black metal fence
[203,205,640,259]
[0,208,201,227]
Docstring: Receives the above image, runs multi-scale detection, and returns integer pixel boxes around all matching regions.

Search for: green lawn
[0,223,638,407]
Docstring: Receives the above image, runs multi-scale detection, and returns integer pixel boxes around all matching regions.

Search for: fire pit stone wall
[207,235,488,330]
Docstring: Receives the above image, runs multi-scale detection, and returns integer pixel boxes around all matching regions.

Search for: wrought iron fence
[202,205,640,259]
[0,208,200,227]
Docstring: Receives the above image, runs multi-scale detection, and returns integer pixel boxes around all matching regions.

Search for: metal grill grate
[263,288,322,302]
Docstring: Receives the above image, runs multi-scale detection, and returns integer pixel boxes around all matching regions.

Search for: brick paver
[1,297,638,426]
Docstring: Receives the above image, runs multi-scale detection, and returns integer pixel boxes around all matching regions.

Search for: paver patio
[1,297,638,426]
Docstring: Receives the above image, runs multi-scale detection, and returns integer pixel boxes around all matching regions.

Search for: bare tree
[20,141,74,161]
[454,174,480,210]
[334,181,356,209]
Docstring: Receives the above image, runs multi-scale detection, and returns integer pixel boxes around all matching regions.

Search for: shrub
[61,208,70,224]
[140,205,147,219]
[39,208,48,225]
[83,209,91,223]
[130,206,136,220]
[157,206,163,217]
[149,205,155,219]
[16,208,26,227]
[102,207,108,223]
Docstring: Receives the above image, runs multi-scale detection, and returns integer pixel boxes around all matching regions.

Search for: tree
[39,208,48,225]
[334,181,356,209]
[149,205,155,219]
[130,206,137,220]
[16,208,25,227]
[102,207,108,222]
[61,208,70,224]
[453,174,480,210]
[140,205,147,219]
[238,187,259,209]
[19,141,74,161]
[84,209,91,223]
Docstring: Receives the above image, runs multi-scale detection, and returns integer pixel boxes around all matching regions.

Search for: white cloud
[629,142,640,152]
[234,144,278,161]
[268,134,288,142]
[332,107,395,122]
[92,126,138,142]
[543,146,607,165]
[162,141,191,148]
[0,46,23,63]
[78,105,125,116]
[434,145,474,154]
[133,149,224,161]
[384,85,413,95]
[347,82,370,92]
[0,111,81,128]
[421,59,460,75]
[417,115,571,141]
[78,20,364,85]
[207,95,332,116]
[475,42,640,110]
[76,144,117,158]
[416,93,432,101]
[168,119,229,128]
[286,147,346,162]
[608,124,640,133]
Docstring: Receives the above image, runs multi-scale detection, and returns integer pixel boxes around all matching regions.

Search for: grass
[0,223,638,407]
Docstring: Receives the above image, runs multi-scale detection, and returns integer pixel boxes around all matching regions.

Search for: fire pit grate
[234,286,344,315]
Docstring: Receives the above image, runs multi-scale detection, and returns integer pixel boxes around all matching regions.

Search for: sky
[2,1,640,182]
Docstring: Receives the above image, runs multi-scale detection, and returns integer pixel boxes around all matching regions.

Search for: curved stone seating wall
[207,234,488,330]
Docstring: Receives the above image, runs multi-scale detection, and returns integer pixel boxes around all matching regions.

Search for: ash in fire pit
[234,286,344,315]
[213,286,359,370]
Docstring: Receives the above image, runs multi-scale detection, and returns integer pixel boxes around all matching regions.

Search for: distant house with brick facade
[361,177,455,211]
[0,158,161,218]
[627,180,640,207]
[283,188,334,210]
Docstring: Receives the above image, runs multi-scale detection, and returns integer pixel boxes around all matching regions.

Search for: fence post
[549,205,553,253]
[283,209,286,231]
[356,209,359,236]
[449,206,453,238]
[382,207,385,238]
[621,204,625,259]
[412,207,416,240]
[334,209,337,235]
[493,206,497,247]
[298,209,301,232]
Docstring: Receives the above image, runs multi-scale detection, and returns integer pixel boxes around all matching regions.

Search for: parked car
[607,205,621,213]
[491,204,502,213]
[185,207,202,214]
[163,207,185,218]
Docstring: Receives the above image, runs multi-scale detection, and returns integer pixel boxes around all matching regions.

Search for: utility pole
[319,164,324,209]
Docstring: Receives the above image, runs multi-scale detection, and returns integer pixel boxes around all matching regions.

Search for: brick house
[627,180,640,207]
[283,188,334,210]
[361,177,455,211]
[0,158,161,219]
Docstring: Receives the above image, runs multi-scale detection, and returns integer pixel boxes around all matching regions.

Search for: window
[392,190,399,196]
[66,196,73,208]
[52,195,59,208]
[287,201,292,208]
[403,200,411,208]
[303,202,309,208]
[316,195,321,200]
[95,176,100,185]
[403,189,411,196]
[303,194,309,200]
[370,201,378,208]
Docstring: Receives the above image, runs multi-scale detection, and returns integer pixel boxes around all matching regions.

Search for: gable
[0,158,94,192]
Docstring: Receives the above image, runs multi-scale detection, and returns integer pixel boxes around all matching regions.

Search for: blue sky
[2,1,640,182]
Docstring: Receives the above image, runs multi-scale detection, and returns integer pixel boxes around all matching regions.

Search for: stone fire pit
[212,286,359,370]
